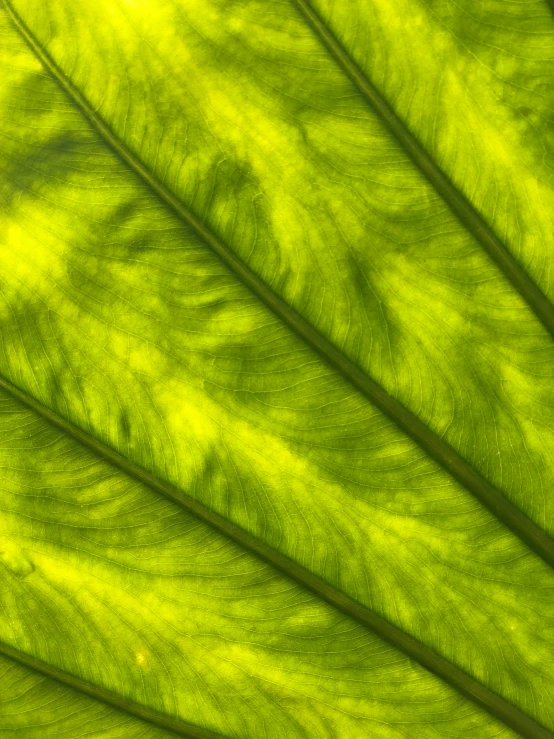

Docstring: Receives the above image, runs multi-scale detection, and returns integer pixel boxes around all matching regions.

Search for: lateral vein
[291,0,554,341]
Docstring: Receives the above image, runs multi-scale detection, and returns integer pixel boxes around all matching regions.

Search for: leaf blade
[292,0,554,340]
[2,374,552,739]
[0,646,221,739]
[0,387,525,739]
[3,0,554,570]
[1,0,544,736]
[0,654,177,739]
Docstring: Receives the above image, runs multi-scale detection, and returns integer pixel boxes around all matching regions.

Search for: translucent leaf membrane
[0,656,174,739]
[0,390,517,738]
[1,1,554,736]
[6,0,554,535]
[308,0,554,301]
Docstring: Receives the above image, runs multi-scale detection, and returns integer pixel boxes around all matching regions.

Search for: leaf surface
[1,0,554,737]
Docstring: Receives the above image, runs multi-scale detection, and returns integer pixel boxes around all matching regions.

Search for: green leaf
[0,0,554,737]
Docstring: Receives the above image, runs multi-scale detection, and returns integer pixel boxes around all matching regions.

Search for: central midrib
[2,2,554,738]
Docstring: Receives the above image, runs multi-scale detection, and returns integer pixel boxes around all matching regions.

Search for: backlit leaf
[1,1,554,737]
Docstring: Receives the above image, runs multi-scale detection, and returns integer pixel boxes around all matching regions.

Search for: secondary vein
[0,374,553,739]
[0,640,227,739]
[291,0,554,341]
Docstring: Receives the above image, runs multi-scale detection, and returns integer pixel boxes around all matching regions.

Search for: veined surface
[0,0,554,737]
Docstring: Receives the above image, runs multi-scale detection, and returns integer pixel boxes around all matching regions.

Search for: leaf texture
[1,0,554,737]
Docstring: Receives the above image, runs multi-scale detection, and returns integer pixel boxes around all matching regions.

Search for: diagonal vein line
[0,640,227,739]
[291,0,554,341]
[2,1,553,565]
[1,3,554,735]
[0,374,553,739]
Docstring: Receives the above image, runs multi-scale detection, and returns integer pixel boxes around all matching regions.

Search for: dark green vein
[292,0,554,341]
[4,0,553,571]
[0,375,552,739]
[546,0,554,16]
[0,640,226,739]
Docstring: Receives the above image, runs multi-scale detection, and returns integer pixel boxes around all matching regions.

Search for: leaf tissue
[1,1,554,737]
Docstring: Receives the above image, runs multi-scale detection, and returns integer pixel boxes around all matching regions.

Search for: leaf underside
[1,1,554,738]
